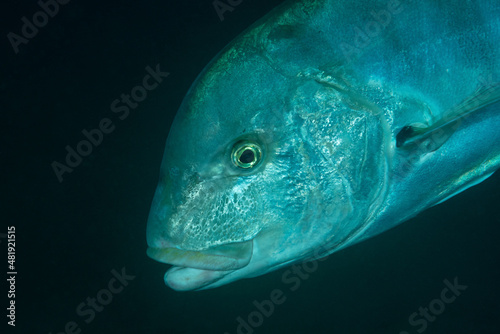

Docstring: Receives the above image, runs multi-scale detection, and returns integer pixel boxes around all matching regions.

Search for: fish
[146,0,500,291]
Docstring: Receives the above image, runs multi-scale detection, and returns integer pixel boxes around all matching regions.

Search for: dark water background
[1,0,499,333]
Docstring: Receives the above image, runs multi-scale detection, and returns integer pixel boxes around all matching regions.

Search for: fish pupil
[239,149,255,164]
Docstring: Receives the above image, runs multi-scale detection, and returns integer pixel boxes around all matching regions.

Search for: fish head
[147,13,390,291]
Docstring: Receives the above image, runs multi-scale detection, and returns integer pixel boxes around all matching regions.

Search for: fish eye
[231,141,262,169]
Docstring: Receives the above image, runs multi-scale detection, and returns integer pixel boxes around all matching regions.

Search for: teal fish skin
[146,0,500,290]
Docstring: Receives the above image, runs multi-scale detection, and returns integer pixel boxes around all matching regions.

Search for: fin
[396,83,500,150]
[433,172,494,207]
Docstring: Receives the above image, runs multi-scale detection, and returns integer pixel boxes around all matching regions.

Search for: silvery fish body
[146,0,500,290]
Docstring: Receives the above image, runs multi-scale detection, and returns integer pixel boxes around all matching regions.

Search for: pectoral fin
[396,84,500,151]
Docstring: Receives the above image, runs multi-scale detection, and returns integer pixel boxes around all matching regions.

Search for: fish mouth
[147,239,253,291]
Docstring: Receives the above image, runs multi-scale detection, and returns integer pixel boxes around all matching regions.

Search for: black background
[1,0,499,333]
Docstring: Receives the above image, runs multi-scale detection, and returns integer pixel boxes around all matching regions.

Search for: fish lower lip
[164,267,231,291]
[146,239,253,271]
